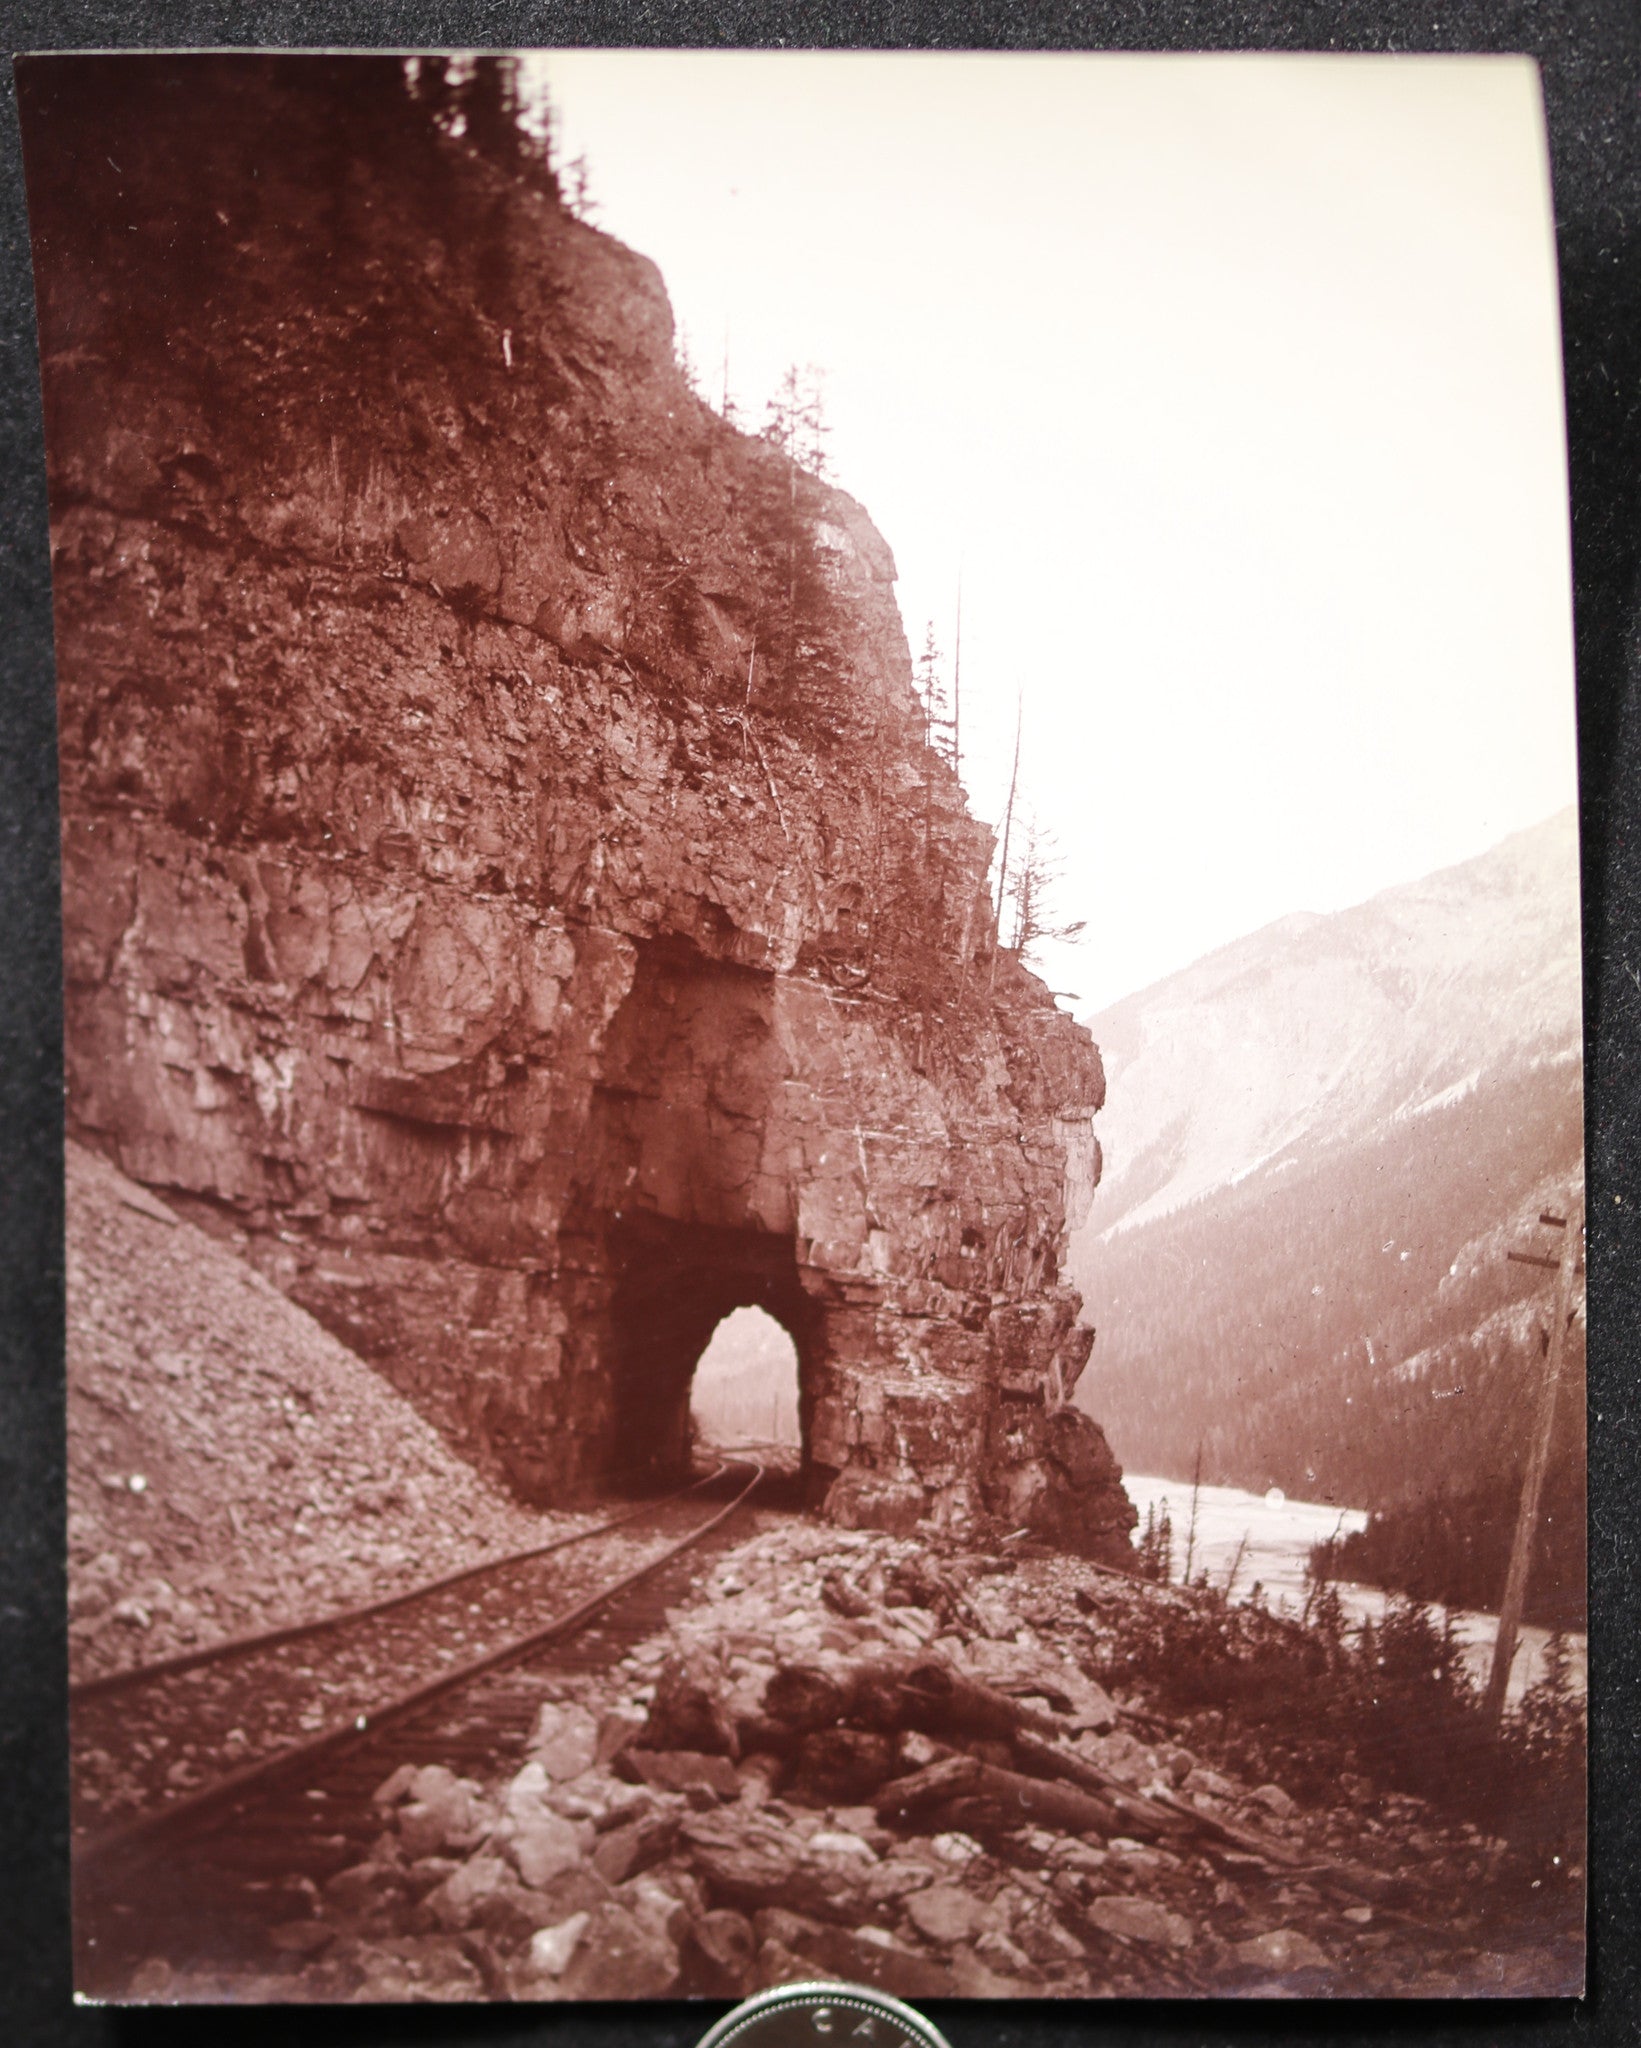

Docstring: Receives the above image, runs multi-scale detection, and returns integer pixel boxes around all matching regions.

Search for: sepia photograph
[18,48,1584,2003]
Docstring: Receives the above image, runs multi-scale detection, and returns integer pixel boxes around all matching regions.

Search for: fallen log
[1010,1730,1194,1841]
[1148,1785,1307,1868]
[874,1752,1120,1838]
[960,1736,1016,1772]
[761,1653,1068,1748]
[734,1712,800,1756]
[969,1768,1121,1835]
[853,1661,926,1732]
[873,1753,981,1821]
[900,1660,1067,1743]
[761,1656,914,1734]
[1148,1786,1399,1903]
[791,1726,898,1803]
[763,1663,853,1732]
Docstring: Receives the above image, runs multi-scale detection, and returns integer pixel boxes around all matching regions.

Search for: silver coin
[695,1982,954,2048]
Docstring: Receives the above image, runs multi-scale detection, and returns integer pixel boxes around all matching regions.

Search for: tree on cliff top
[751,366,855,739]
[915,624,958,772]
[417,53,557,196]
[1006,811,1087,966]
[562,152,599,221]
[763,364,831,481]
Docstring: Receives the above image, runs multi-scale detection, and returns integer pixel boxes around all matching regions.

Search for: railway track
[73,1458,763,1994]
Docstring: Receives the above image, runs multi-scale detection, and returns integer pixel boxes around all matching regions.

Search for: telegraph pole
[1484,1189,1585,1725]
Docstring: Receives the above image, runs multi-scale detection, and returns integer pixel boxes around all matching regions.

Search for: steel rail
[77,1458,763,1872]
[71,1468,725,1703]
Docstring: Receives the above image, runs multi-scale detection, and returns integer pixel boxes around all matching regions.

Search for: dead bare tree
[1183,1442,1204,1587]
[993,688,1024,921]
[950,574,963,781]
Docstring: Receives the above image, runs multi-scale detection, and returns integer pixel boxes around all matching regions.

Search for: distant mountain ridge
[1068,811,1585,1573]
[1083,810,1580,1240]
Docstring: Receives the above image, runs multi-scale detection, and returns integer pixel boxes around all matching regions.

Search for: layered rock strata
[24,54,1133,1556]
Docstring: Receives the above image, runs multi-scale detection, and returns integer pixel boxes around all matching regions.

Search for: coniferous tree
[1007,811,1087,963]
[915,624,958,771]
[763,364,830,479]
[756,366,848,733]
[1135,1499,1175,1583]
[563,151,599,220]
[460,56,527,171]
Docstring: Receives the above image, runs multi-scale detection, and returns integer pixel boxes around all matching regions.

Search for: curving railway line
[72,1458,763,1995]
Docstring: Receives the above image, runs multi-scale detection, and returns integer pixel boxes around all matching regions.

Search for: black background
[1,4,1635,2043]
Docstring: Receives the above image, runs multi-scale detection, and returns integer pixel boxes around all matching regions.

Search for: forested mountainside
[1070,814,1584,1623]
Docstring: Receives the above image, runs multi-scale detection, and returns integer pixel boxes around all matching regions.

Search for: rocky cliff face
[24,54,1133,1558]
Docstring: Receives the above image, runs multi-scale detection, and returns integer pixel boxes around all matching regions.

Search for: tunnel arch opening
[603,1211,823,1495]
[690,1305,802,1453]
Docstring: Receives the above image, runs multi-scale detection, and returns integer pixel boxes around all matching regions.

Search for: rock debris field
[126,1513,1557,2004]
[67,1140,590,1683]
[68,1140,1565,2004]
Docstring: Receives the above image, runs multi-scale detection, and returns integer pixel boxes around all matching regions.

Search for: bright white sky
[524,52,1577,1013]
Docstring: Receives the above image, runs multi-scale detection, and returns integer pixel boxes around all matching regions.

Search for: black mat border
[1,5,1635,2042]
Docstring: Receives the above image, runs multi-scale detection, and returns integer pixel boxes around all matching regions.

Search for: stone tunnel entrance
[583,936,833,1500]
[604,1211,822,1492]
